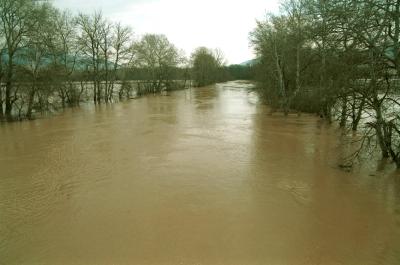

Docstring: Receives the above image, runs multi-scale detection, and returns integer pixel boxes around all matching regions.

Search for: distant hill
[238,58,260,66]
[0,48,93,70]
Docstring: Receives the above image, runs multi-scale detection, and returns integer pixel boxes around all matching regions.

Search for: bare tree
[190,47,225,87]
[99,19,112,102]
[108,23,133,101]
[0,26,5,120]
[22,3,55,119]
[282,0,308,97]
[250,15,294,114]
[0,0,38,120]
[251,0,400,167]
[50,10,81,107]
[133,34,182,92]
[76,11,105,103]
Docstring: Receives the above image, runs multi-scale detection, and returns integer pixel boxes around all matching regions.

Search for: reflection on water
[0,81,399,265]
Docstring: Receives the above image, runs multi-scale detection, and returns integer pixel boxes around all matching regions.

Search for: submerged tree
[0,0,39,120]
[0,0,209,122]
[251,0,400,167]
[132,34,183,92]
[22,3,56,119]
[106,22,133,101]
[76,11,105,103]
[190,47,224,87]
[50,10,82,107]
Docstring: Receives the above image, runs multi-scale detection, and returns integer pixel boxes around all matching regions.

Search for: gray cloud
[52,0,279,64]
[53,0,155,14]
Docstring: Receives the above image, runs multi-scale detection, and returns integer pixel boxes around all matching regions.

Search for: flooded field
[0,81,399,265]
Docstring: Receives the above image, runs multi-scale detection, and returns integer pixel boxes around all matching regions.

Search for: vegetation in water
[250,0,400,168]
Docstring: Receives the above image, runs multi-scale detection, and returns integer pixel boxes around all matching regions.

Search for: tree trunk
[374,99,390,158]
[26,86,36,119]
[0,85,3,121]
[60,86,66,108]
[5,80,12,121]
[93,79,97,103]
[339,96,347,127]
[351,97,365,131]
[5,62,13,121]
[273,41,288,114]
[97,81,101,103]
[295,43,301,95]
[0,54,3,120]
[393,0,400,76]
[394,155,400,168]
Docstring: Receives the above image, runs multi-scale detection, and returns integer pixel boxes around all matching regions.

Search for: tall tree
[251,0,400,167]
[133,34,182,92]
[0,0,38,120]
[50,10,82,107]
[107,22,133,101]
[191,47,223,87]
[22,3,55,119]
[76,11,105,103]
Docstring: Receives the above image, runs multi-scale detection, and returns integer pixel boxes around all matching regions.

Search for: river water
[0,81,399,265]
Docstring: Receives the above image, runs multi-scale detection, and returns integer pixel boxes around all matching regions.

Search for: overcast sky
[53,0,280,64]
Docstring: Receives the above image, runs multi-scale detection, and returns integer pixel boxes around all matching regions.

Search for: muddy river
[0,81,399,264]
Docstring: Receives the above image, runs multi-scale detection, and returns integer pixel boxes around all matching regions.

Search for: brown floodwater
[0,81,399,265]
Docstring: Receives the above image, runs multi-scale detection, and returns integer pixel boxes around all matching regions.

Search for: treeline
[0,0,234,122]
[190,47,254,85]
[250,0,400,167]
[224,64,254,81]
